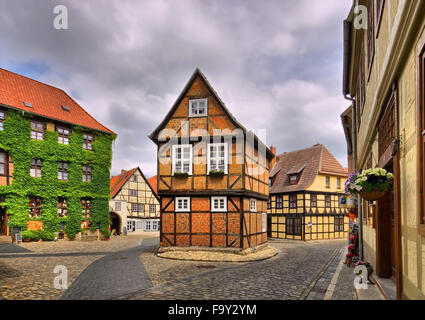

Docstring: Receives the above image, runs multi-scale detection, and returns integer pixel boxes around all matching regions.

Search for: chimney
[121,169,126,174]
[269,146,277,170]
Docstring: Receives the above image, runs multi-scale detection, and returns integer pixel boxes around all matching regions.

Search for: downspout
[343,19,363,260]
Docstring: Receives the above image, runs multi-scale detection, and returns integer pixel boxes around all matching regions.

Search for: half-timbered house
[109,167,160,235]
[149,68,274,249]
[268,144,349,240]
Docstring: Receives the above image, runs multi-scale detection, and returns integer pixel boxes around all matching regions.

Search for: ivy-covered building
[0,68,116,240]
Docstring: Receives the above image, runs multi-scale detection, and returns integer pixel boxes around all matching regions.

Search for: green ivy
[0,110,116,239]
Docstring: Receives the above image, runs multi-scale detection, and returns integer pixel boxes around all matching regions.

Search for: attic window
[189,99,208,117]
[289,174,298,185]
[61,105,70,112]
[23,102,33,108]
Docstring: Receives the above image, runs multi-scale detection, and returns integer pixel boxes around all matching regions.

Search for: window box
[209,169,225,177]
[173,172,189,178]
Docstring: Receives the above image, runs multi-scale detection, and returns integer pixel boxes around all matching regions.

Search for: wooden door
[0,208,6,236]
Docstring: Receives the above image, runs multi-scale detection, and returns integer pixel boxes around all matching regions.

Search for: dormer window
[189,98,208,117]
[289,174,298,185]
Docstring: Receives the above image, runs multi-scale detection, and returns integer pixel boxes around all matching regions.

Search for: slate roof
[0,68,114,134]
[270,144,348,194]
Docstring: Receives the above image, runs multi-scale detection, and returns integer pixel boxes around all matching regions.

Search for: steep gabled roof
[110,167,160,200]
[110,168,138,198]
[147,175,158,196]
[0,68,114,134]
[149,68,274,159]
[270,144,348,194]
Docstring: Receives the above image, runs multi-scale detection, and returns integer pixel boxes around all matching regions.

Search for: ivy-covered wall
[0,109,116,239]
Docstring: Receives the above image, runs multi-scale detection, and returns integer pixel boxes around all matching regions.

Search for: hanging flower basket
[345,168,393,201]
[359,190,386,201]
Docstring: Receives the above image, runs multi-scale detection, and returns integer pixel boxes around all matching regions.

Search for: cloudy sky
[0,0,352,177]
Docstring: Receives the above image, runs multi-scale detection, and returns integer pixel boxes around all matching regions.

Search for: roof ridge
[276,144,322,158]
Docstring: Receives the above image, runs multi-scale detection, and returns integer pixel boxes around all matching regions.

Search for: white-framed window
[207,143,228,174]
[172,144,192,175]
[152,220,159,231]
[150,204,156,213]
[211,196,227,212]
[115,201,121,211]
[127,220,135,232]
[131,203,138,212]
[175,197,190,212]
[188,98,208,117]
[250,198,257,212]
[145,220,151,231]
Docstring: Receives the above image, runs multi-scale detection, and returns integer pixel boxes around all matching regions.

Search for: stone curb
[156,245,279,263]
[324,247,346,300]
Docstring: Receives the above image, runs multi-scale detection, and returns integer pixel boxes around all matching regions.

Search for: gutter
[343,18,363,261]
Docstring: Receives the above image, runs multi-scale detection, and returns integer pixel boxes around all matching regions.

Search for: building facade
[0,68,115,240]
[109,167,160,234]
[268,145,349,240]
[342,0,425,299]
[149,68,274,249]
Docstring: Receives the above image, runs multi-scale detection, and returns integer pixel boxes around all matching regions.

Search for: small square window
[189,99,208,117]
[150,204,156,213]
[176,197,190,212]
[211,197,227,212]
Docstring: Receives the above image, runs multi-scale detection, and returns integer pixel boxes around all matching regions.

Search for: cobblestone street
[0,237,356,300]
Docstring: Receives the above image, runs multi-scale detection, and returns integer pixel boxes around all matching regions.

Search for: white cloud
[0,0,352,176]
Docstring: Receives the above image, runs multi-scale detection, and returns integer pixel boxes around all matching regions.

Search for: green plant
[21,230,41,241]
[345,168,393,195]
[174,172,189,177]
[0,110,115,240]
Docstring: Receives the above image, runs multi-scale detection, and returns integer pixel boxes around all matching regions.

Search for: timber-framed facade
[268,144,349,241]
[150,68,274,249]
[109,167,160,235]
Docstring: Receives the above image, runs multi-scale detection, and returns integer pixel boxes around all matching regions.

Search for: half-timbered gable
[268,144,348,240]
[109,167,160,234]
[150,68,274,249]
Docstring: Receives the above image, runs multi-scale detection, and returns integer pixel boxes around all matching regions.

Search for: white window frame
[175,197,190,212]
[188,98,208,117]
[207,143,228,174]
[262,212,267,233]
[172,144,193,175]
[211,196,227,212]
[250,198,257,212]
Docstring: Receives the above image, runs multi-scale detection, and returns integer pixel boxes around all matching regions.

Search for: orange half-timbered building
[149,68,274,249]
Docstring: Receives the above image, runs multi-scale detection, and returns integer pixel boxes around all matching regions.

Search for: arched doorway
[109,212,121,236]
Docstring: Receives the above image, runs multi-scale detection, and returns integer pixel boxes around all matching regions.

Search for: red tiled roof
[270,144,348,194]
[0,68,114,134]
[147,176,158,196]
[110,168,138,198]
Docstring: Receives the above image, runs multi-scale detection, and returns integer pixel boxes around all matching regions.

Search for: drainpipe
[343,19,363,260]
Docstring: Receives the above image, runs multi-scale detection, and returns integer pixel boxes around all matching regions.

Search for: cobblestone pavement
[119,239,347,300]
[331,263,357,300]
[0,235,148,300]
[60,238,159,300]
